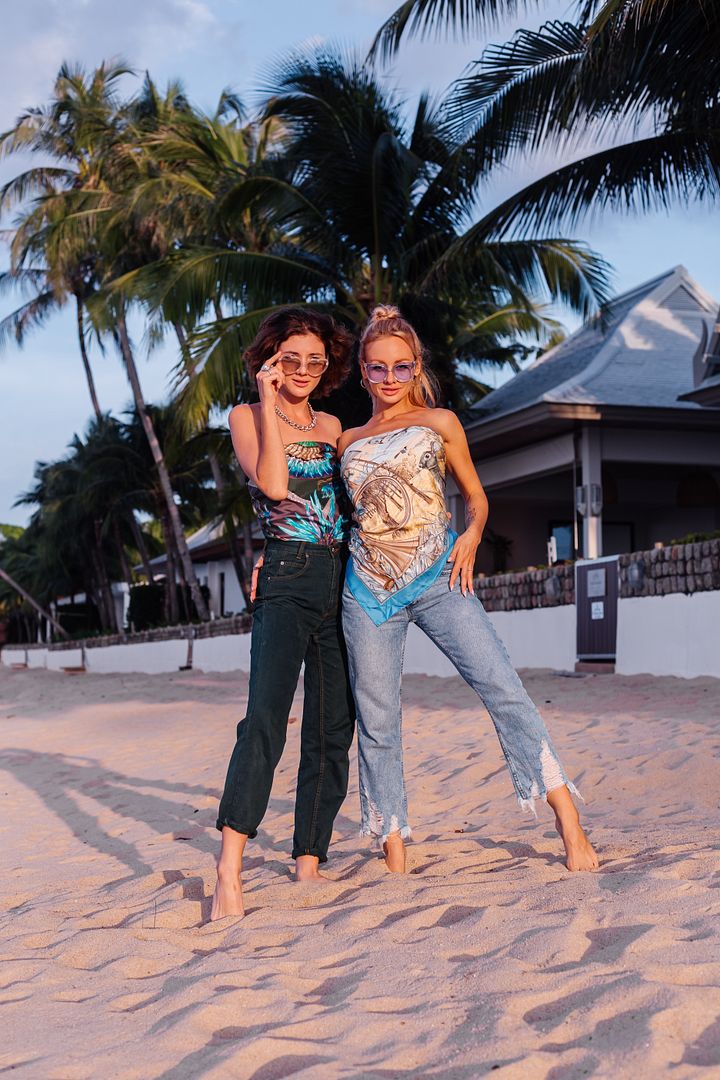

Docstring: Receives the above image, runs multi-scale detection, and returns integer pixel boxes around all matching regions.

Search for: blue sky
[1,0,717,526]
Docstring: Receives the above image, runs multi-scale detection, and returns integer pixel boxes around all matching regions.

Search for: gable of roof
[468,266,718,422]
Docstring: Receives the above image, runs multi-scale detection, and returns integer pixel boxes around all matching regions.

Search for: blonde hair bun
[359,305,440,408]
[369,304,401,322]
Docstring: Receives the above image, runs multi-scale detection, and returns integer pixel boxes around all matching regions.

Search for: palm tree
[0,61,132,417]
[1,64,211,620]
[118,49,610,430]
[370,1,720,235]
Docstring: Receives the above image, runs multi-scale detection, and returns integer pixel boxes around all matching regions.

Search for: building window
[219,572,226,618]
[549,522,574,561]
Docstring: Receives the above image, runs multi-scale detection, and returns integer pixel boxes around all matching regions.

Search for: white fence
[3,589,719,678]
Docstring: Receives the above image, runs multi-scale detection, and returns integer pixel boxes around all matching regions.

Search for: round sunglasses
[364,361,416,384]
[278,353,329,377]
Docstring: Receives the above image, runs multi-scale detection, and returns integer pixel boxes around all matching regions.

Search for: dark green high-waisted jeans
[216,539,355,862]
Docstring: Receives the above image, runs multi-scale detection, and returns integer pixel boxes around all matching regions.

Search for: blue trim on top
[345,530,457,626]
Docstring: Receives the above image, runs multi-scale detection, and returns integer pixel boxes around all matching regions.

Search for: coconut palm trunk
[75,295,103,420]
[159,509,181,625]
[129,513,155,583]
[208,453,252,608]
[0,567,70,640]
[115,308,209,621]
[174,321,251,609]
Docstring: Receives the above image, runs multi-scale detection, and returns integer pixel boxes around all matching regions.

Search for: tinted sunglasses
[364,361,416,384]
[279,353,329,377]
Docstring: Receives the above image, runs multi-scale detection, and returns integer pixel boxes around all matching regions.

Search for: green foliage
[668,530,720,546]
[0,524,24,541]
[372,2,720,235]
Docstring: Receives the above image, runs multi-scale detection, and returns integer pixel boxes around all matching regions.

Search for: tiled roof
[468,266,718,422]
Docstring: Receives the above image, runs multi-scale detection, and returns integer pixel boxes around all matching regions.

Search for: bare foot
[295,855,329,882]
[555,817,599,872]
[383,834,407,874]
[210,865,244,920]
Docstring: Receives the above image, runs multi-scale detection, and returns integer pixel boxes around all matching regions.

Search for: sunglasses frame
[278,354,329,377]
[363,360,417,384]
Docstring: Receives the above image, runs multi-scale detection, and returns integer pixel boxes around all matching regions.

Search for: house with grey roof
[456,266,720,574]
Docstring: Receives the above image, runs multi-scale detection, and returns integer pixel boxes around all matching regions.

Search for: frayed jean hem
[517,779,583,818]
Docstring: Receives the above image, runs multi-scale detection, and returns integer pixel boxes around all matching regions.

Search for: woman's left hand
[447,529,482,596]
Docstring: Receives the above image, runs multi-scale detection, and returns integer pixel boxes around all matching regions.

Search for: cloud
[0,0,243,130]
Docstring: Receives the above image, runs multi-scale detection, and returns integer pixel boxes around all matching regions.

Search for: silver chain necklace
[275,402,317,431]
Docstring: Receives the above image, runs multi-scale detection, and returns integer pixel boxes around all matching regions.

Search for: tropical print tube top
[249,442,350,545]
[341,425,456,624]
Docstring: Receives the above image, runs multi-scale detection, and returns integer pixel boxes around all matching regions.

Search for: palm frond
[445,21,588,153]
[369,0,527,63]
[474,129,720,236]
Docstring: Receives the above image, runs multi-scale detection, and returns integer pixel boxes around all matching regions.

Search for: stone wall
[475,564,575,612]
[618,538,720,598]
[475,537,720,612]
[2,614,253,656]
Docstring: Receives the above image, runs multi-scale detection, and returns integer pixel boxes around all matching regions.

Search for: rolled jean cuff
[216,816,258,838]
[292,845,328,864]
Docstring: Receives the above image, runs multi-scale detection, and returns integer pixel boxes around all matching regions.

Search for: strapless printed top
[341,425,455,624]
[249,441,350,545]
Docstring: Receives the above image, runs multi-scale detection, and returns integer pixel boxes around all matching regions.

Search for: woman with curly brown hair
[211,307,356,920]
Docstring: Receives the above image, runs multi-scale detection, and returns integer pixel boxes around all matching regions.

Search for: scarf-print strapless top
[341,425,455,624]
[249,441,350,545]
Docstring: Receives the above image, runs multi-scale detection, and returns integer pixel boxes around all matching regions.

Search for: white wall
[47,648,83,671]
[4,591,720,679]
[0,634,253,675]
[616,591,720,679]
[86,639,188,675]
[194,633,252,673]
[489,605,577,671]
[401,604,576,676]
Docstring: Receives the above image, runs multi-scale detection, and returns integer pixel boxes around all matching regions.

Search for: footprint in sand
[21,932,58,950]
[52,990,95,1003]
[110,991,157,1012]
[115,955,179,979]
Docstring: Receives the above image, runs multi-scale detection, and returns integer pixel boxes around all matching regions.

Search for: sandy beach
[1,664,719,1079]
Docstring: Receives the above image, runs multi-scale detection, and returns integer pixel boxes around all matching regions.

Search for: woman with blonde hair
[338,306,598,874]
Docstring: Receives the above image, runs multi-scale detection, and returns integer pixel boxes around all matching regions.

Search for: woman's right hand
[256,351,284,405]
[250,554,264,603]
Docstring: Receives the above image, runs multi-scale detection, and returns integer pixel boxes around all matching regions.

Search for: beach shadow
[681,1016,720,1068]
[0,748,221,878]
[150,1022,297,1080]
[545,924,653,974]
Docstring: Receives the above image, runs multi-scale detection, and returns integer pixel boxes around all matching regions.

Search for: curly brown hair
[244,307,354,398]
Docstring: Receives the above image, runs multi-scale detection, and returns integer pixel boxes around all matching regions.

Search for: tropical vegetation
[3,0,716,641]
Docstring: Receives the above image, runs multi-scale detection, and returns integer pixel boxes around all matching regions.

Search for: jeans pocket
[266,552,309,582]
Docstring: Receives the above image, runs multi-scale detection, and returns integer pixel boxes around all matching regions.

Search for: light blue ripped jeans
[341,563,579,844]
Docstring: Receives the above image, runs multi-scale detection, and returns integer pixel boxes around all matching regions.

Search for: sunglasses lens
[366,363,414,383]
[279,356,328,376]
